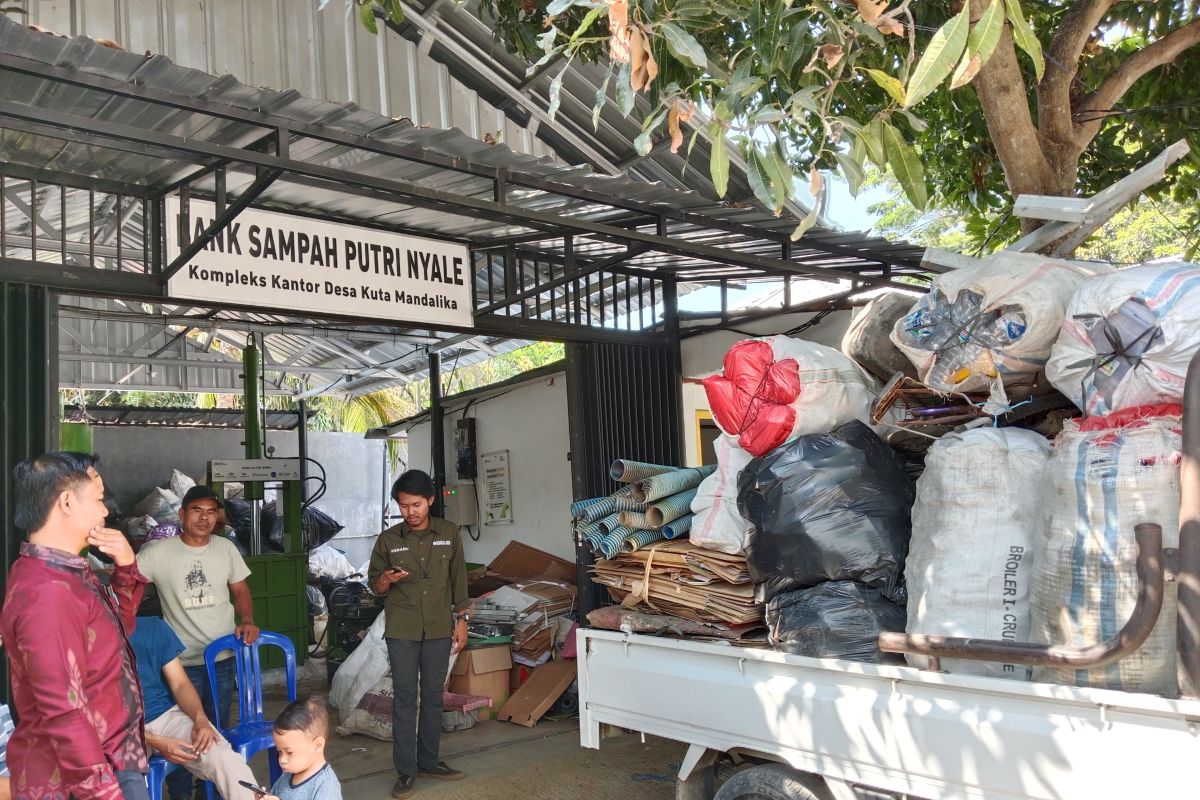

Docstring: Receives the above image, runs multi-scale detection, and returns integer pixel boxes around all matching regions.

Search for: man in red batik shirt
[0,452,150,800]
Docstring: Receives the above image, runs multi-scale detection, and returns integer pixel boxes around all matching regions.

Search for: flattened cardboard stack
[589,540,761,627]
[487,580,576,666]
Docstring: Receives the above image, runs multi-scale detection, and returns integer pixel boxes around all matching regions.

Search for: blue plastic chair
[146,755,214,800]
[203,631,297,787]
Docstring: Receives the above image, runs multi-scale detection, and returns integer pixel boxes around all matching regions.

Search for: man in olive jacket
[368,470,469,799]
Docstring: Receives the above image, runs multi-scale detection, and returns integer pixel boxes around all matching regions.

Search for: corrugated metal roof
[0,16,927,400]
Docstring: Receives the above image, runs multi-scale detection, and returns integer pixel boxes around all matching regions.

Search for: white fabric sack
[905,428,1051,679]
[329,612,388,711]
[336,674,394,740]
[891,252,1110,392]
[309,544,357,580]
[133,487,181,526]
[125,514,158,542]
[1030,412,1181,695]
[769,336,879,437]
[169,469,196,499]
[1047,263,1200,415]
[842,291,920,381]
[689,435,755,555]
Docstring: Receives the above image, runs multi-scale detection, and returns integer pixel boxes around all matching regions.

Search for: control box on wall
[443,482,479,526]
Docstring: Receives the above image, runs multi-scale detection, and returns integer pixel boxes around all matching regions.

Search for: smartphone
[390,566,408,574]
[237,779,271,796]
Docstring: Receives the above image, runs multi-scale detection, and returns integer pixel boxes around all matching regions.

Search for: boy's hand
[160,737,198,764]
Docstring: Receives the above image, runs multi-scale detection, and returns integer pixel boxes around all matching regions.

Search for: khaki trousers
[145,705,258,800]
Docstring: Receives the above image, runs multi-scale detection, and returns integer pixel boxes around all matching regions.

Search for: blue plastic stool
[203,632,297,787]
[145,755,214,800]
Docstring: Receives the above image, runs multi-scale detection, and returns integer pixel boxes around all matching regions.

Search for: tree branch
[1038,0,1118,146]
[1075,18,1200,146]
[971,0,1057,204]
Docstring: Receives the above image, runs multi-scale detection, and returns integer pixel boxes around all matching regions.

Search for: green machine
[207,340,308,667]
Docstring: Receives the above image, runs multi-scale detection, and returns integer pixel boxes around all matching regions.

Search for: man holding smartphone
[368,470,469,800]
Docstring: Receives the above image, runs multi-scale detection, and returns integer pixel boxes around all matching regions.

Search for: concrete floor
[249,673,685,800]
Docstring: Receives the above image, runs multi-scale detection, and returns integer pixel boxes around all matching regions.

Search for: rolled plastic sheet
[609,460,678,484]
[618,511,652,530]
[644,488,699,527]
[623,528,668,552]
[661,514,694,540]
[631,465,716,504]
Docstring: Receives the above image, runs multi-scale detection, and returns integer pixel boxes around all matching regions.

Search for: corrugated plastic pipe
[609,460,678,483]
[619,511,652,530]
[623,528,667,552]
[644,488,699,527]
[596,526,635,559]
[578,494,645,523]
[632,465,716,504]
[597,513,623,534]
[662,514,693,539]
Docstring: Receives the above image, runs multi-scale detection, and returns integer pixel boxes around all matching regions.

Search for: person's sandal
[392,774,417,797]
[418,762,464,780]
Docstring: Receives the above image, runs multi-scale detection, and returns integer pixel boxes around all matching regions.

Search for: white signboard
[165,199,474,328]
[209,458,302,482]
[481,450,513,525]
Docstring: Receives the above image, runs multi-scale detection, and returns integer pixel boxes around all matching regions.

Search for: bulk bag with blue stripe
[1029,406,1181,696]
[1047,263,1200,416]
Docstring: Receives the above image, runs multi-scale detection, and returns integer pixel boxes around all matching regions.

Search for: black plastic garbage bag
[738,419,915,603]
[767,581,906,663]
[261,502,345,551]
[224,498,255,542]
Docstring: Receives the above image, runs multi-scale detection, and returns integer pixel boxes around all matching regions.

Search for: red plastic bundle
[703,340,801,457]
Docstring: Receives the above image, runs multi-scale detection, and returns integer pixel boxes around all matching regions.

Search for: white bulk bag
[904,427,1050,679]
[1030,410,1181,695]
[689,434,755,555]
[891,252,1109,392]
[1047,263,1200,415]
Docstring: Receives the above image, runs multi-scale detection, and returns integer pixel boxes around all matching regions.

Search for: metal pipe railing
[880,523,1165,669]
[1178,349,1200,697]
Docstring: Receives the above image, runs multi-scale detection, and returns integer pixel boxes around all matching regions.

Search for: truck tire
[712,764,833,800]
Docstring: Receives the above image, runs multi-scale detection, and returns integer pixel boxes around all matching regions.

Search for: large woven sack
[703,336,876,457]
[842,291,920,381]
[133,487,181,526]
[336,674,394,740]
[1047,263,1200,415]
[891,252,1109,392]
[689,434,754,555]
[1030,407,1182,695]
[905,427,1051,679]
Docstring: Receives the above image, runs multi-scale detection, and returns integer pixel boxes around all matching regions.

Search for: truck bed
[578,628,1200,799]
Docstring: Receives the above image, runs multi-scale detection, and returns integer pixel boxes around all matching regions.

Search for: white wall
[404,372,574,565]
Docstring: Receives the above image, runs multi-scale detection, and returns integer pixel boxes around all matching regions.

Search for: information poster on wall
[481,450,512,525]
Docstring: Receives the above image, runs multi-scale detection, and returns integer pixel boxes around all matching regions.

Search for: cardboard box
[509,663,533,693]
[448,644,513,719]
[486,541,577,585]
[496,659,576,727]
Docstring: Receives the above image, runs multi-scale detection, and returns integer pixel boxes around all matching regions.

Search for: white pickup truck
[577,359,1200,800]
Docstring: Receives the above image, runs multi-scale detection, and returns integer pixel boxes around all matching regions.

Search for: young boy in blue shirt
[260,697,342,800]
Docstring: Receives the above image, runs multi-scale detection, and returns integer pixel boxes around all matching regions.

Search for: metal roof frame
[0,19,929,399]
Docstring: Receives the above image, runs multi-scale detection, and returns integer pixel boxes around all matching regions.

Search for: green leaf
[746,149,780,212]
[789,86,822,117]
[904,2,970,108]
[592,70,612,131]
[548,69,565,119]
[883,122,928,210]
[360,2,379,34]
[1004,0,1044,81]
[951,0,1003,89]
[832,115,864,136]
[710,127,730,198]
[546,0,579,14]
[753,108,785,125]
[661,22,708,68]
[570,6,603,43]
[898,108,928,133]
[634,130,654,157]
[767,146,796,204]
[617,61,635,115]
[861,117,888,170]
[386,0,404,23]
[865,69,906,105]
[833,150,866,197]
[537,27,558,53]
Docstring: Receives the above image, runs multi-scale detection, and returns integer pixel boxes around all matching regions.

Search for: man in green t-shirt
[368,470,468,799]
